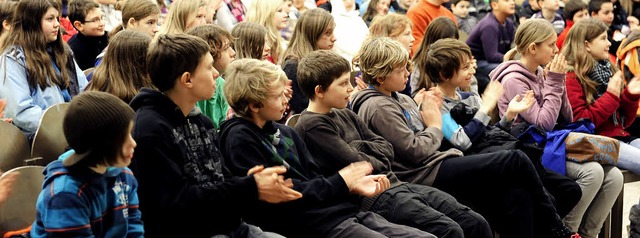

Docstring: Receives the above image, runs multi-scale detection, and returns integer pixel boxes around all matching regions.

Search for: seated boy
[67,0,108,70]
[466,0,516,94]
[451,0,479,34]
[349,37,577,238]
[219,58,434,238]
[130,34,302,238]
[530,0,565,35]
[293,49,492,238]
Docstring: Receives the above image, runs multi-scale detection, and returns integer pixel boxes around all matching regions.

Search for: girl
[109,0,160,38]
[362,0,390,26]
[282,8,336,116]
[492,19,623,238]
[246,0,289,64]
[231,21,270,61]
[85,30,154,103]
[0,0,88,141]
[0,1,16,37]
[157,0,206,36]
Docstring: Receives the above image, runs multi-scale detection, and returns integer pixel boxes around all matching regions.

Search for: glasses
[84,16,106,24]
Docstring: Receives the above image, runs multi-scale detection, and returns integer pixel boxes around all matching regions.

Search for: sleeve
[408,10,428,56]
[283,60,307,114]
[504,72,566,131]
[481,24,504,63]
[39,193,94,237]
[125,173,144,238]
[440,111,490,151]
[566,73,620,128]
[0,55,42,134]
[620,89,640,127]
[73,60,88,91]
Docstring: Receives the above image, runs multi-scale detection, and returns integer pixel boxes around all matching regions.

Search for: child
[231,21,270,60]
[30,91,143,237]
[283,8,336,116]
[556,0,589,49]
[406,0,457,56]
[85,30,154,103]
[530,0,565,35]
[362,0,390,26]
[350,36,577,238]
[246,0,289,64]
[294,49,493,238]
[517,0,541,24]
[67,0,109,70]
[466,0,516,94]
[109,0,160,38]
[0,1,16,37]
[492,19,623,237]
[156,0,206,36]
[129,34,301,238]
[451,0,478,34]
[219,58,433,238]
[589,0,618,56]
[186,24,236,128]
[0,0,88,141]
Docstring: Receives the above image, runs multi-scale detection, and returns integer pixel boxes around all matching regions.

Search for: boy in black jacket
[129,34,302,238]
[219,58,434,238]
[67,0,108,70]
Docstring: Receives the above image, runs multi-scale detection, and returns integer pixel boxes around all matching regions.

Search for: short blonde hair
[224,59,288,118]
[368,13,412,39]
[353,37,409,86]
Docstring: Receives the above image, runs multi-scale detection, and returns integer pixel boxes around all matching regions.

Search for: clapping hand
[505,90,535,121]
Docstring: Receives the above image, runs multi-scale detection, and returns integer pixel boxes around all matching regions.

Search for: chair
[285,114,301,127]
[0,121,31,171]
[599,170,640,238]
[30,103,70,167]
[0,165,45,236]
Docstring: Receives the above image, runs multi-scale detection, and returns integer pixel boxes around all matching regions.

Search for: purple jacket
[490,60,573,131]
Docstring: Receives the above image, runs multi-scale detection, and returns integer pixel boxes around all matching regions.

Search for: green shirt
[196,76,228,128]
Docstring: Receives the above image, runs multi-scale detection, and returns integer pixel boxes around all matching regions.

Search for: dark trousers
[433,150,563,238]
[368,183,493,238]
[542,168,582,218]
[326,211,435,238]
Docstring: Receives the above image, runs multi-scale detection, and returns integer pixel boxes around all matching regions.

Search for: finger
[512,94,522,102]
[247,165,265,175]
[283,178,294,188]
[261,166,288,175]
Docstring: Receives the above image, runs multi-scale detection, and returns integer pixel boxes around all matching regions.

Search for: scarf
[588,60,622,125]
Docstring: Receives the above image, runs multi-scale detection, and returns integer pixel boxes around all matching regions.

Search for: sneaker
[570,233,581,238]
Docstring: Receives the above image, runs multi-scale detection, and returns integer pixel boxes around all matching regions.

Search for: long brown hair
[231,21,267,60]
[412,17,459,90]
[85,30,153,103]
[0,0,70,91]
[283,8,334,62]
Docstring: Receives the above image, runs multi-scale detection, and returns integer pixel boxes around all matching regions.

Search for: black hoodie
[219,117,360,238]
[129,88,259,238]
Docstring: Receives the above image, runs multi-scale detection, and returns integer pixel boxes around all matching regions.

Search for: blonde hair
[247,0,286,64]
[562,18,616,104]
[224,58,288,118]
[368,13,411,39]
[504,19,556,61]
[283,8,335,61]
[157,0,205,36]
[353,37,409,86]
[231,21,268,60]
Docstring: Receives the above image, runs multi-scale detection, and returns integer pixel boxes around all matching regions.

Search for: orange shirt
[406,0,457,57]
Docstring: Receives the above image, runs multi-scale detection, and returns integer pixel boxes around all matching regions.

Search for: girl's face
[274,3,289,30]
[393,25,414,52]
[262,35,271,60]
[41,7,60,43]
[586,31,611,61]
[572,9,589,23]
[128,13,160,37]
[185,6,207,30]
[531,34,558,66]
[316,25,336,50]
[376,0,390,15]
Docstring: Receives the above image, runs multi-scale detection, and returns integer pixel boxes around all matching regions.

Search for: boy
[451,0,478,34]
[31,91,143,237]
[349,37,578,238]
[406,0,457,56]
[186,24,236,128]
[516,0,541,24]
[589,0,620,56]
[530,0,565,35]
[466,0,515,94]
[129,34,302,238]
[556,0,588,49]
[67,0,108,70]
[294,49,493,238]
[219,58,434,238]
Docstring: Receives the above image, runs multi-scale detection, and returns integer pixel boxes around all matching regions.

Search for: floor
[622,181,639,238]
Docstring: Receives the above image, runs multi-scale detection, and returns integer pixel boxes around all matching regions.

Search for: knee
[603,166,624,192]
[439,223,464,238]
[573,162,605,187]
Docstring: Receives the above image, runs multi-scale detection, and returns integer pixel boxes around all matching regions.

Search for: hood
[488,60,538,84]
[42,150,123,189]
[130,87,202,121]
[219,117,276,144]
[349,88,392,113]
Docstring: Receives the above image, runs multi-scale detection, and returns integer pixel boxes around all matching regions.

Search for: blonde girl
[492,18,623,238]
[0,0,87,141]
[368,13,415,53]
[231,21,270,60]
[157,0,206,36]
[246,0,289,64]
[85,30,154,103]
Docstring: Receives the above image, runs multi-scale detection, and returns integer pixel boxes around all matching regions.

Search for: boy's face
[316,26,336,50]
[77,8,105,37]
[114,122,136,168]
[572,9,589,23]
[447,56,476,89]
[378,63,410,95]
[452,1,470,18]
[214,39,236,73]
[253,81,288,122]
[591,3,614,26]
[41,7,60,43]
[539,0,559,11]
[493,0,516,16]
[191,53,219,101]
[318,72,353,109]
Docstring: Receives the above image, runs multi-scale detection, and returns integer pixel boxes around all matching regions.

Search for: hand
[0,171,19,205]
[0,99,12,123]
[351,174,390,197]
[420,89,443,129]
[505,90,535,120]
[629,16,640,31]
[413,88,426,104]
[626,75,640,95]
[350,76,368,98]
[607,71,624,97]
[470,57,478,70]
[254,166,303,203]
[338,161,373,192]
[284,80,293,101]
[547,54,567,74]
[479,80,504,115]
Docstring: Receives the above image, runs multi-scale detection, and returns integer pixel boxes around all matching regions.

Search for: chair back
[0,121,31,171]
[31,103,70,166]
[0,166,45,236]
[285,114,301,127]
